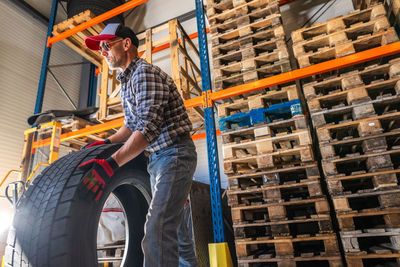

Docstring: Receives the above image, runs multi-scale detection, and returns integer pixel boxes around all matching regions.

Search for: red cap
[85,23,139,51]
[85,34,118,51]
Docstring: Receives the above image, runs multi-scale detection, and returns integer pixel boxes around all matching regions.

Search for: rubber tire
[4,144,151,267]
[67,0,125,25]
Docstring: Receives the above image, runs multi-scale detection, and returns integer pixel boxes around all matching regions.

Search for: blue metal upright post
[195,1,233,265]
[195,0,225,245]
[34,0,59,114]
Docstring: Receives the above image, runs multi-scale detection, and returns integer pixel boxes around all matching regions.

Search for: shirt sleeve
[133,66,169,144]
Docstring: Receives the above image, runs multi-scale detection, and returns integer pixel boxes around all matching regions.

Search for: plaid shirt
[117,57,192,153]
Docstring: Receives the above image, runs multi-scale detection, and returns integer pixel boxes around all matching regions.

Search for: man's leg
[178,202,199,267]
[142,142,197,267]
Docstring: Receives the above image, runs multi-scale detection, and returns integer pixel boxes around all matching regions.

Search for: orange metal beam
[192,130,220,141]
[33,118,125,149]
[47,0,148,46]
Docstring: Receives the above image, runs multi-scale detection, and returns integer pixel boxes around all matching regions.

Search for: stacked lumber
[207,0,291,92]
[218,85,343,266]
[296,5,400,266]
[313,60,400,266]
[291,4,398,69]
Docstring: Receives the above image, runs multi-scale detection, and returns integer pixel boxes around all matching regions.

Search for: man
[80,23,198,267]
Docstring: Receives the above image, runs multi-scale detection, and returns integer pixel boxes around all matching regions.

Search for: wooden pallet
[207,0,277,20]
[228,179,323,207]
[233,215,334,239]
[300,54,400,88]
[214,59,291,91]
[352,0,383,10]
[211,24,285,56]
[316,111,400,143]
[36,116,114,149]
[235,234,341,259]
[209,2,280,36]
[311,94,400,128]
[293,15,391,58]
[322,148,400,178]
[227,162,320,189]
[307,78,400,116]
[295,27,398,68]
[212,37,288,70]
[214,45,289,80]
[52,10,105,68]
[320,130,400,160]
[332,188,400,215]
[211,13,282,47]
[345,253,400,267]
[386,0,400,28]
[238,257,343,267]
[326,169,400,198]
[302,59,400,100]
[224,145,314,174]
[291,4,387,44]
[340,228,400,254]
[221,114,308,144]
[337,207,400,231]
[223,130,312,160]
[231,196,331,223]
[217,85,300,117]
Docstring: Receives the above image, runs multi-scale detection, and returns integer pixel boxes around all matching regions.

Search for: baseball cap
[85,23,139,50]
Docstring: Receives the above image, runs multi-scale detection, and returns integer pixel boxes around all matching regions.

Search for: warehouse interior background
[1,0,394,265]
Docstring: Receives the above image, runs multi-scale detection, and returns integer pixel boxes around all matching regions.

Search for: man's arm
[111,130,149,166]
[110,66,168,167]
[108,125,132,144]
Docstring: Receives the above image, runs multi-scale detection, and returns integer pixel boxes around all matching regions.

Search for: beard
[106,56,123,70]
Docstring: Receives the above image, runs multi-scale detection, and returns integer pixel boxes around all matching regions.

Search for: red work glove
[82,139,111,149]
[78,157,119,201]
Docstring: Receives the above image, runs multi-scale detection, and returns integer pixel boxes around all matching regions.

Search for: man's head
[85,23,139,70]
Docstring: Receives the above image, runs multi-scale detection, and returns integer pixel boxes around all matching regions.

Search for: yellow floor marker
[209,242,233,267]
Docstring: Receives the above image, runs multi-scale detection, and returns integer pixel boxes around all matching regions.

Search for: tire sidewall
[70,162,151,267]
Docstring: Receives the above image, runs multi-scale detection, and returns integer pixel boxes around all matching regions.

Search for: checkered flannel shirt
[117,57,192,153]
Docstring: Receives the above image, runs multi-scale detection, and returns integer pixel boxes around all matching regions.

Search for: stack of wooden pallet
[218,85,343,266]
[293,5,400,266]
[206,0,291,92]
[291,4,398,69]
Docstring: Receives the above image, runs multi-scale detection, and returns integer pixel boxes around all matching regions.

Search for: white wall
[0,1,84,253]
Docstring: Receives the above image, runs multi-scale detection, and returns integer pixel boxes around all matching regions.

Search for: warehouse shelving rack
[10,0,400,265]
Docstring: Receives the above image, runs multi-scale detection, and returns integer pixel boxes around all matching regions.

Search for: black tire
[67,0,125,25]
[4,144,151,267]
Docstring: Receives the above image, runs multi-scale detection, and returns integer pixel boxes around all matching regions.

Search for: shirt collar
[117,57,140,84]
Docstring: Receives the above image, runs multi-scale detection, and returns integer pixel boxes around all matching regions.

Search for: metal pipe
[48,68,78,110]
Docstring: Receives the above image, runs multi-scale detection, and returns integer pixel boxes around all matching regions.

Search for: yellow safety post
[208,243,233,267]
[2,256,5,267]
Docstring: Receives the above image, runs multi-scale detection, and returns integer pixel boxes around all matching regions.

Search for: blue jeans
[142,137,199,267]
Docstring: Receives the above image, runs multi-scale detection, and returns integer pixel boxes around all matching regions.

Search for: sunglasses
[99,38,123,52]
